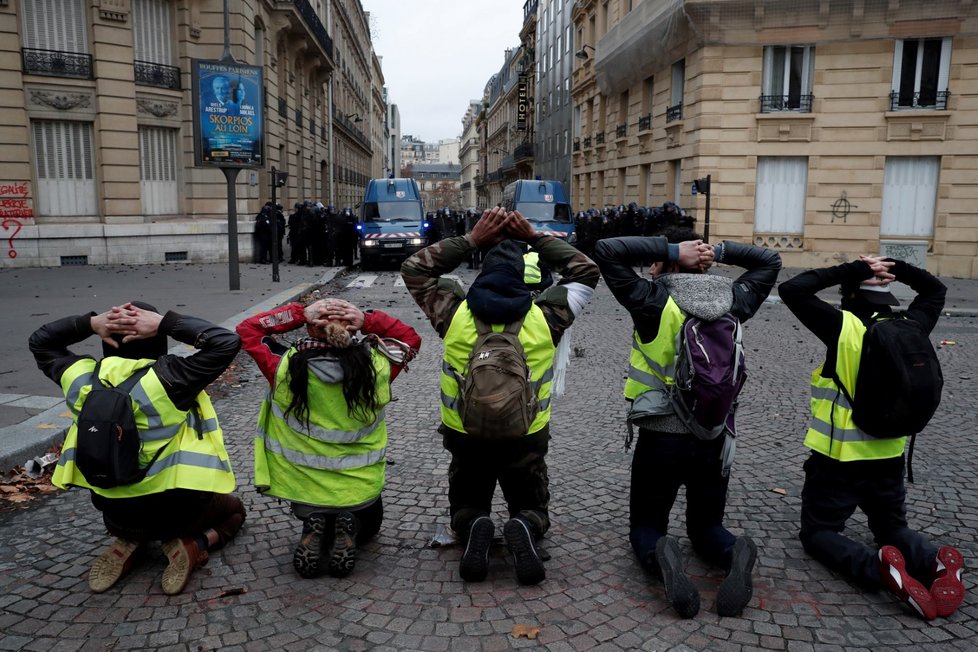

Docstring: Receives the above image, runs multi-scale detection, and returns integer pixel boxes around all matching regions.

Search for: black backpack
[75,361,159,488]
[839,314,943,438]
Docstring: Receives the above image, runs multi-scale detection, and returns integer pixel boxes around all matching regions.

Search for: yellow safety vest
[624,297,686,402]
[523,252,542,285]
[805,311,907,461]
[441,302,555,435]
[255,347,391,508]
[52,357,234,497]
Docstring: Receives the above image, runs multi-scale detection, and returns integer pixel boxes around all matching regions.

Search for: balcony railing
[523,0,539,22]
[292,0,333,58]
[759,94,813,113]
[514,142,534,160]
[666,102,683,122]
[134,60,180,90]
[889,90,950,111]
[616,124,627,138]
[21,48,92,79]
[583,136,592,148]
[595,131,605,145]
[638,114,651,131]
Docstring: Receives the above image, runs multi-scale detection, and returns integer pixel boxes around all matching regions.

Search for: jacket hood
[657,273,734,321]
[307,355,345,384]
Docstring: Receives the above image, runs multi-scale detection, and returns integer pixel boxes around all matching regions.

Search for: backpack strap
[109,364,152,393]
[472,315,527,336]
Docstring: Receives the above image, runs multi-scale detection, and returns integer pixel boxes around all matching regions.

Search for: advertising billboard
[192,59,264,168]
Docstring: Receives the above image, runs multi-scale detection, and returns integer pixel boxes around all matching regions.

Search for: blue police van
[358,178,428,269]
[501,179,575,243]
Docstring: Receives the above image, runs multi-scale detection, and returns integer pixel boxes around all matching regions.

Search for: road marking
[346,274,377,288]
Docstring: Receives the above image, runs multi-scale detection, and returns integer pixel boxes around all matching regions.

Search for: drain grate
[60,255,88,266]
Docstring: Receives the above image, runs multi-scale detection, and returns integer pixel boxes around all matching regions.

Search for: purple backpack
[670,313,746,440]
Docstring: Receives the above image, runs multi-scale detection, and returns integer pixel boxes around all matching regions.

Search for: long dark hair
[283,341,381,429]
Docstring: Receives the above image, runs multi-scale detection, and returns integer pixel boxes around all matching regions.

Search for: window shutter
[882,157,939,237]
[133,0,172,64]
[23,0,88,53]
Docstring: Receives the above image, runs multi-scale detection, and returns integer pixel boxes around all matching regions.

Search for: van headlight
[362,239,378,247]
[408,237,425,245]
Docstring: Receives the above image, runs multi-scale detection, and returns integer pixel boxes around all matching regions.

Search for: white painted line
[346,274,377,288]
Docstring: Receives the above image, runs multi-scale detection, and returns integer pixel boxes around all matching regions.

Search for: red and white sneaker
[879,545,937,620]
[930,545,966,618]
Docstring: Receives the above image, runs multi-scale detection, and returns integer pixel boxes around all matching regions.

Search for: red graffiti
[0,183,29,198]
[2,218,22,258]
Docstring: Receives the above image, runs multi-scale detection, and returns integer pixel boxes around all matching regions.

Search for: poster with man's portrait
[192,60,264,167]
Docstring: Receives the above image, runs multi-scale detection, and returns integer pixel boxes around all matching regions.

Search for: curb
[0,268,341,474]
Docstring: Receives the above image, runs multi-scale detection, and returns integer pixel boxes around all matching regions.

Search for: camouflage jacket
[401,234,600,343]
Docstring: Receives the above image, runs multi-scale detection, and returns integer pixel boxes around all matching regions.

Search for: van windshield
[363,201,423,222]
[516,202,572,223]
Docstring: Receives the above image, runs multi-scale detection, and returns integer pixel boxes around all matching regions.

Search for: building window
[32,120,97,216]
[133,0,179,89]
[667,59,685,122]
[891,37,951,110]
[881,157,939,237]
[761,45,814,112]
[754,157,808,235]
[139,126,179,215]
[21,0,91,79]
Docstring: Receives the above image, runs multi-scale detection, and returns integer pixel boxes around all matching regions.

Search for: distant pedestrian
[779,256,965,620]
[593,228,781,618]
[401,207,599,585]
[236,298,420,578]
[29,301,245,595]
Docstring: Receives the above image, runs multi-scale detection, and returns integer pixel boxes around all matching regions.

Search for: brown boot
[89,538,143,593]
[161,538,209,595]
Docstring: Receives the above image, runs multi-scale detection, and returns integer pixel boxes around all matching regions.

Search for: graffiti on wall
[1,182,32,259]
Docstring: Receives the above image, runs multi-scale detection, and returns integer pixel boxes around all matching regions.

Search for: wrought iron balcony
[134,60,180,90]
[759,94,813,113]
[616,124,627,138]
[514,142,534,160]
[666,102,683,122]
[292,0,333,59]
[595,131,605,145]
[638,114,651,131]
[523,0,539,23]
[22,48,92,79]
[583,136,592,148]
[889,90,950,111]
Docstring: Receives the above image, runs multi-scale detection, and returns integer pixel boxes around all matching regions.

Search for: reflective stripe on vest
[804,311,907,461]
[441,302,555,435]
[52,357,235,497]
[254,346,391,508]
[623,297,685,400]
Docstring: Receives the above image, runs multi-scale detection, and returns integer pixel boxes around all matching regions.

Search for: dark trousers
[443,430,551,541]
[629,429,736,572]
[799,451,937,590]
[296,498,384,547]
[93,489,245,550]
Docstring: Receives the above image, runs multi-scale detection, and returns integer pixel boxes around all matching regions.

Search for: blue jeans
[629,429,736,573]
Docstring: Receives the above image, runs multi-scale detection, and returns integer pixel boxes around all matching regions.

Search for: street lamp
[575,44,595,60]
[345,113,364,123]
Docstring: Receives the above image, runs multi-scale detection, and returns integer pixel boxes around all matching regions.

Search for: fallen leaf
[511,624,540,640]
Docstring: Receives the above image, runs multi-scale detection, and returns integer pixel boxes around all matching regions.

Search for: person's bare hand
[676,240,714,272]
[858,256,896,285]
[91,309,127,348]
[109,303,163,343]
[505,210,536,242]
[323,299,364,333]
[468,206,509,249]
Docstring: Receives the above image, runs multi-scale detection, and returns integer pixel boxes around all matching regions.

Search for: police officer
[254,202,274,264]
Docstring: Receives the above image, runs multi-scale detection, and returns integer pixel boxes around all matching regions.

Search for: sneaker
[655,536,700,618]
[716,536,757,617]
[326,512,357,578]
[503,518,545,586]
[879,545,937,620]
[161,537,209,595]
[930,545,966,617]
[88,538,143,593]
[293,514,326,579]
[459,516,494,582]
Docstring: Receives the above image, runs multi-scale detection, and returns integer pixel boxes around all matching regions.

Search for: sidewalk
[0,262,344,472]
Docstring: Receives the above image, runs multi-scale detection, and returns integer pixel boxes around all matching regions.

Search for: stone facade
[459,101,482,209]
[2,0,383,268]
[571,0,978,277]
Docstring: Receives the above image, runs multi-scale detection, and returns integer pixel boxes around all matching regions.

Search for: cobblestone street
[1,268,976,651]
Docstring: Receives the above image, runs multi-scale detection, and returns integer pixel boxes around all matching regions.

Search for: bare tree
[400,163,414,179]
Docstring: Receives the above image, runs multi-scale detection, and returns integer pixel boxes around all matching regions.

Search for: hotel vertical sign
[517,74,528,131]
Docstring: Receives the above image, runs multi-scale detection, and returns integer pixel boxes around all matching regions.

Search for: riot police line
[253,201,359,267]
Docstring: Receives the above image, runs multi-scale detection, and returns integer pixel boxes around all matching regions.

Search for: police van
[358,178,428,269]
[501,179,575,243]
